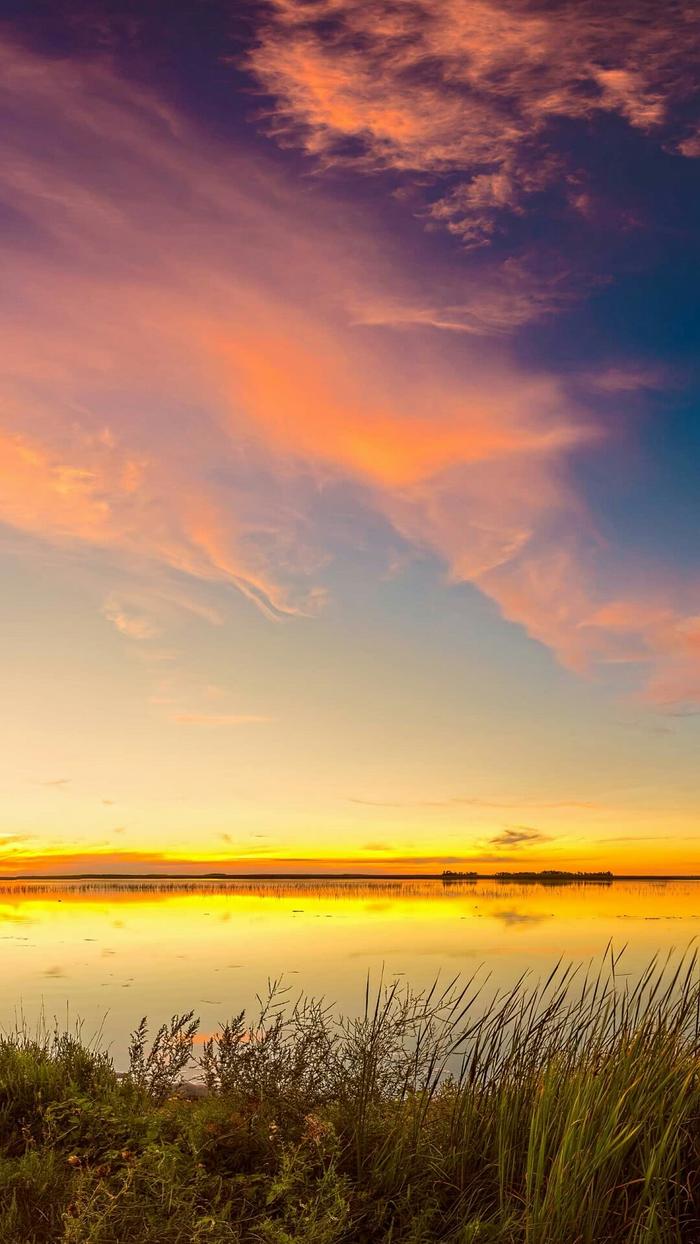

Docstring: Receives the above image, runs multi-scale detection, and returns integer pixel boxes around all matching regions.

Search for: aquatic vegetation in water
[0,950,699,1240]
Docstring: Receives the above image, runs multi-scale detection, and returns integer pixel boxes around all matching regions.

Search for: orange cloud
[0,34,699,710]
[212,319,586,488]
[249,0,699,244]
[102,595,162,640]
[0,428,113,545]
[0,849,558,877]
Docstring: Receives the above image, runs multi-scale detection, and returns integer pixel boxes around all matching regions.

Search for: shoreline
[0,870,696,880]
[2,954,699,1240]
[1,871,700,882]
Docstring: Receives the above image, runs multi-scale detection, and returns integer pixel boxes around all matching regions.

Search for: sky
[0,0,698,875]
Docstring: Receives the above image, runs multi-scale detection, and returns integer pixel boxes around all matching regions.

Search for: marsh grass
[1,949,700,1241]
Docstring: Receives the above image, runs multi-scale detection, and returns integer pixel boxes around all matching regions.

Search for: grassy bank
[1,953,700,1242]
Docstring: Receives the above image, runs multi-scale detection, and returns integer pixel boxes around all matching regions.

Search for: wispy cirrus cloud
[489,825,551,848]
[351,255,575,335]
[101,582,225,643]
[248,0,700,246]
[0,845,547,875]
[102,595,162,640]
[0,33,699,711]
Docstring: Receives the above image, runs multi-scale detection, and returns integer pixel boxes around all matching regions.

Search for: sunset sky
[1,0,699,875]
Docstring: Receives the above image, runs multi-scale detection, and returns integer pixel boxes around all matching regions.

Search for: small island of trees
[494,870,614,883]
[441,869,614,883]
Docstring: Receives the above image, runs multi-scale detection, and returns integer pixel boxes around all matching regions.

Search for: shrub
[0,951,699,1241]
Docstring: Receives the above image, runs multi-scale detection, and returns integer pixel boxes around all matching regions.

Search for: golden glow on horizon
[3,823,700,878]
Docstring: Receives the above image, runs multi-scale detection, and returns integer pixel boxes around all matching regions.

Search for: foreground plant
[0,950,699,1241]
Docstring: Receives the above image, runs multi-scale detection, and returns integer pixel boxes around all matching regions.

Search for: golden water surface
[1,878,698,1063]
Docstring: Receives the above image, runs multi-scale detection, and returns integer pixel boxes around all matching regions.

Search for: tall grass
[1,949,700,1241]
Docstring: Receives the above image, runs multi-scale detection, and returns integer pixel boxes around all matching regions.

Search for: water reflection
[0,877,699,1064]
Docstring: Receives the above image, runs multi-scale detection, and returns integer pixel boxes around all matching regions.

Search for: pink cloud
[678,128,700,158]
[102,594,162,640]
[0,34,699,709]
[248,0,700,244]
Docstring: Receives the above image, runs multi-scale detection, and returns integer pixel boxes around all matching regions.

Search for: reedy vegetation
[1,949,699,1242]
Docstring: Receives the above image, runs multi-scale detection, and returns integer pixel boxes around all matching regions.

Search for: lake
[1,877,699,1064]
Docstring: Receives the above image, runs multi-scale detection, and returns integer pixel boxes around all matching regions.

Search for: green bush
[0,953,699,1241]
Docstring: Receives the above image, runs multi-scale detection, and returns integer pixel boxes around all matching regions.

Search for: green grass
[1,950,700,1242]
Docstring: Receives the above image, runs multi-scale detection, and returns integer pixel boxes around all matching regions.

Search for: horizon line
[1,871,700,882]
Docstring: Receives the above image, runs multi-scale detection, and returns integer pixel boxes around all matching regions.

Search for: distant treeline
[441,869,614,883]
[493,870,613,883]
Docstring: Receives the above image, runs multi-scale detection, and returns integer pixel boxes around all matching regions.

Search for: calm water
[1,877,699,1064]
